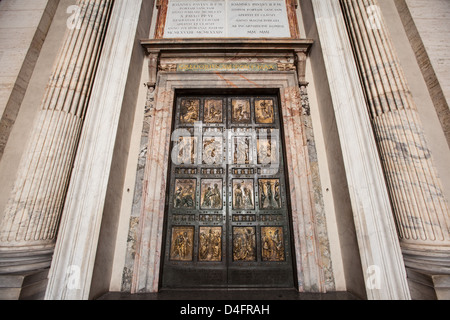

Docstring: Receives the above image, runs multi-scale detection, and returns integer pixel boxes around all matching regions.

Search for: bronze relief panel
[200,179,223,210]
[174,179,197,209]
[180,99,200,124]
[170,226,194,261]
[232,179,254,210]
[204,99,223,124]
[261,227,285,262]
[257,138,278,165]
[199,226,222,262]
[176,136,198,165]
[232,227,256,262]
[232,136,251,165]
[255,99,275,124]
[231,99,251,124]
[258,179,281,209]
[202,135,223,165]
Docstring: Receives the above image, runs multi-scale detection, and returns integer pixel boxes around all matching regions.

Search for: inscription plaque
[164,0,291,38]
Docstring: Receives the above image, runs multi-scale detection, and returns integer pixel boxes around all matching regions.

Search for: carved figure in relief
[211,183,221,208]
[170,227,194,261]
[174,179,196,209]
[199,227,222,262]
[233,180,254,210]
[234,183,243,208]
[255,99,274,124]
[262,227,284,261]
[243,187,253,208]
[180,99,199,124]
[204,99,223,123]
[257,138,278,164]
[233,227,256,261]
[232,99,251,123]
[202,187,213,208]
[201,179,222,210]
[233,137,250,164]
[259,179,281,209]
[177,136,197,164]
[203,137,222,165]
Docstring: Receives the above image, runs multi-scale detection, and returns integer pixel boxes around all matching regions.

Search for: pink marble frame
[131,71,326,293]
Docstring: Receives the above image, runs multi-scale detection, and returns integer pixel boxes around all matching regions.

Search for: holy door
[162,93,295,288]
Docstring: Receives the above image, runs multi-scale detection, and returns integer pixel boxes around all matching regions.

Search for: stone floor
[98,289,360,300]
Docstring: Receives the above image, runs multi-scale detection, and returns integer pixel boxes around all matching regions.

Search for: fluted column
[340,0,450,274]
[0,0,113,273]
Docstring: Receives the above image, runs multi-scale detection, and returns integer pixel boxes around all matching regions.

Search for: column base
[0,268,49,300]
[402,245,450,274]
[0,244,54,274]
[402,244,450,300]
[406,268,450,300]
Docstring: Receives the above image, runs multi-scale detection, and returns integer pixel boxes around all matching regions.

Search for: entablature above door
[140,39,313,87]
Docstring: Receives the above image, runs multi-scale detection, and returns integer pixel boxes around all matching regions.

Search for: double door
[162,94,295,288]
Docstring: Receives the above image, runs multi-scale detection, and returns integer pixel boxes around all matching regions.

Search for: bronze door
[162,94,295,288]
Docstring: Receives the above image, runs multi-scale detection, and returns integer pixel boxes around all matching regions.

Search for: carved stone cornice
[141,38,313,87]
[141,38,313,54]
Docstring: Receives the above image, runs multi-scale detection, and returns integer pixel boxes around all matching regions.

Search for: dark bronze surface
[162,94,294,289]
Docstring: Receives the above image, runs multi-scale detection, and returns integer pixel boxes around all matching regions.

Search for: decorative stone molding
[141,39,313,89]
[130,72,333,293]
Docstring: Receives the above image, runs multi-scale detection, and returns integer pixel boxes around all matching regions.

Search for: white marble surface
[163,0,290,38]
[45,0,142,300]
[406,0,450,108]
[311,0,410,300]
[0,0,49,117]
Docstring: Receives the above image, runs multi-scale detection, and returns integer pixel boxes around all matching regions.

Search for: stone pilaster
[0,0,113,274]
[340,0,450,293]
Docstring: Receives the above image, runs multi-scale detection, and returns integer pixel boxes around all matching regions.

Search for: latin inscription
[164,0,291,38]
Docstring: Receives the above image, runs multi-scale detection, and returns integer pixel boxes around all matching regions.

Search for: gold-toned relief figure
[180,99,200,124]
[174,179,196,209]
[257,138,278,165]
[233,137,250,164]
[259,179,281,209]
[204,99,223,123]
[232,179,254,210]
[232,99,251,124]
[202,136,222,165]
[199,227,222,262]
[255,99,274,124]
[177,136,197,165]
[233,227,256,261]
[170,226,194,261]
[261,227,285,261]
[201,179,222,210]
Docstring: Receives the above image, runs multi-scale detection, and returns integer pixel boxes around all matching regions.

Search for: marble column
[46,0,147,300]
[340,0,450,277]
[311,0,410,299]
[0,0,113,274]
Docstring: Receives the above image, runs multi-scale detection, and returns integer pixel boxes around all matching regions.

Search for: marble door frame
[131,71,329,293]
